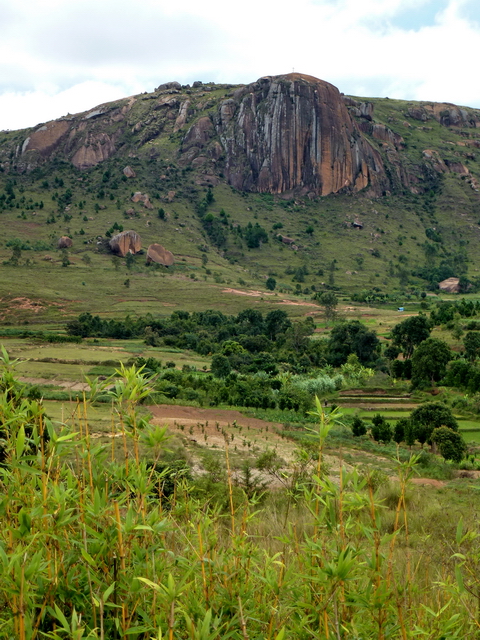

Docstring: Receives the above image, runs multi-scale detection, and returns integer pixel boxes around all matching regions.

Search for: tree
[327,321,380,367]
[126,253,135,270]
[393,418,409,444]
[411,338,452,388]
[210,354,231,378]
[431,427,467,463]
[351,416,367,437]
[464,331,480,362]
[410,402,458,447]
[403,420,416,447]
[266,277,276,291]
[265,310,291,341]
[391,315,431,358]
[317,291,338,325]
[370,414,392,444]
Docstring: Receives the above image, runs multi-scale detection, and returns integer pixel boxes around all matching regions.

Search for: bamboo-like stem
[120,414,129,475]
[18,560,25,640]
[238,596,249,640]
[266,561,284,640]
[83,397,94,495]
[198,521,209,605]
[323,609,330,639]
[224,434,235,535]
[111,403,116,463]
[168,600,175,640]
[131,408,140,467]
[83,524,98,631]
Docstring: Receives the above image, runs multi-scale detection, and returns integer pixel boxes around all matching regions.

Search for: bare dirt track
[148,404,281,430]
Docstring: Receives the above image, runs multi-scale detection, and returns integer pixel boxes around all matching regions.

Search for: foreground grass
[1,364,480,639]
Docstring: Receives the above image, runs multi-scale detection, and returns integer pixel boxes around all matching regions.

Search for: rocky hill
[4,72,480,198]
[0,72,480,316]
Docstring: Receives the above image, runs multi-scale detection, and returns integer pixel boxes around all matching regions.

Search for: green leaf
[15,424,25,458]
[137,576,162,593]
[103,581,116,602]
[50,604,70,631]
[81,547,96,567]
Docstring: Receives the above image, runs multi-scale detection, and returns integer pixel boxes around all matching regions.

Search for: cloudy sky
[1,0,479,130]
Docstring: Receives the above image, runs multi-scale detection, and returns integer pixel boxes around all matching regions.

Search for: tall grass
[0,361,478,638]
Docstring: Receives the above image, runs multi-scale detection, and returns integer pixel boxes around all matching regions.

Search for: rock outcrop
[57,236,73,249]
[131,192,153,209]
[123,166,136,178]
[407,103,479,127]
[439,277,460,293]
[5,71,480,201]
[214,73,386,196]
[146,244,175,266]
[109,230,141,257]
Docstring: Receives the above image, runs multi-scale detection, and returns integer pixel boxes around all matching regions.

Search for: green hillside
[0,81,479,323]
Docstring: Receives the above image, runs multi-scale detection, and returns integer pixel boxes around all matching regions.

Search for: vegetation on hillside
[0,355,480,638]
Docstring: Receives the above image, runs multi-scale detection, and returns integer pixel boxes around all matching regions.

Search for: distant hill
[0,72,479,322]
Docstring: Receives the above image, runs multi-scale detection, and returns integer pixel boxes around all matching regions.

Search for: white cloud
[1,0,480,129]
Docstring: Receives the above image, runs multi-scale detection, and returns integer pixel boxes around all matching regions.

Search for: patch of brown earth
[339,403,419,410]
[280,300,319,307]
[9,297,44,312]
[19,377,90,391]
[410,478,445,488]
[148,404,297,463]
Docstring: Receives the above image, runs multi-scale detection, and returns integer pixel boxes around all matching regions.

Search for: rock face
[214,73,386,196]
[439,277,460,293]
[57,236,73,249]
[407,103,479,127]
[5,72,480,200]
[109,230,141,257]
[146,243,175,266]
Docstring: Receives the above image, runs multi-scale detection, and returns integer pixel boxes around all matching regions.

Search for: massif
[2,72,480,200]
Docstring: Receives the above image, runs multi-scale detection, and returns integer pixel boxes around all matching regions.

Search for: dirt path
[19,376,90,391]
[339,403,419,410]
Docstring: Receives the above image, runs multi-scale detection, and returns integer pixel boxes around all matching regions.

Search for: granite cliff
[2,73,480,200]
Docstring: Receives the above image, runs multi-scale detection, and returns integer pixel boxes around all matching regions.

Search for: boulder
[109,230,141,257]
[439,277,460,293]
[58,236,73,249]
[123,166,136,178]
[131,192,153,209]
[154,96,179,110]
[146,244,175,266]
[156,81,182,91]
[359,102,374,121]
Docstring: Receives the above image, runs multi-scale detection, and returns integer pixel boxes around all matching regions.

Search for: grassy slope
[0,88,479,324]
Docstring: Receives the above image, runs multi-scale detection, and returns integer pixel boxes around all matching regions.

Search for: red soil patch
[148,404,290,457]
[410,478,445,488]
[149,404,280,430]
